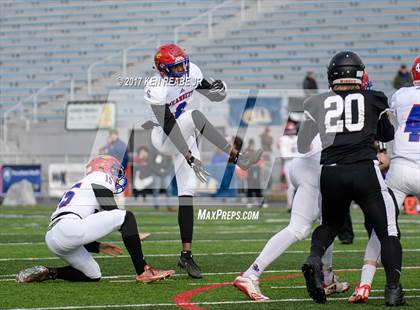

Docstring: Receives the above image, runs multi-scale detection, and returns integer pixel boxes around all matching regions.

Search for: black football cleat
[302,256,326,304]
[178,252,202,279]
[235,149,263,170]
[385,283,406,307]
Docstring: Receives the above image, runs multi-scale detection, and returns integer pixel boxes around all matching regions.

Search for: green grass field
[0,205,419,309]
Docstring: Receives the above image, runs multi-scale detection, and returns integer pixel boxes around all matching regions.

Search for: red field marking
[173,273,303,310]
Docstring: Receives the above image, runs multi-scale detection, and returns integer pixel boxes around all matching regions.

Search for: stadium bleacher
[0,0,234,109]
[1,0,419,117]
[190,0,420,91]
[0,0,419,162]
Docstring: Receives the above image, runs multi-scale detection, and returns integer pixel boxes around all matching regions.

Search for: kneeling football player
[17,155,174,283]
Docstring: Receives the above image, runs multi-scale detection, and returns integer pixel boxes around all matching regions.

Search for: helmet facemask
[160,57,190,78]
[110,164,127,194]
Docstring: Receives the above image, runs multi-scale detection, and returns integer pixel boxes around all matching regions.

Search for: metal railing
[2,0,264,147]
[174,0,234,44]
[88,0,248,95]
[87,36,161,96]
[173,0,265,44]
[2,78,75,144]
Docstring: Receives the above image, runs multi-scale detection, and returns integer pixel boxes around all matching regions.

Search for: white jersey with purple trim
[390,86,420,165]
[50,171,115,220]
[144,62,203,120]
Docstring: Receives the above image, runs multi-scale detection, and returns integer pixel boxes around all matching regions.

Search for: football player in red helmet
[143,44,263,279]
[350,55,420,305]
[17,155,173,284]
[154,44,190,78]
[86,154,127,194]
[411,55,420,85]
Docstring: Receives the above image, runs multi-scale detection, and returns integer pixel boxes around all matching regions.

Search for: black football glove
[209,79,226,92]
[186,156,211,183]
[207,78,227,102]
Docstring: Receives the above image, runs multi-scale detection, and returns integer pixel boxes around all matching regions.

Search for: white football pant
[45,210,126,279]
[363,161,420,263]
[283,158,296,207]
[151,110,200,196]
[247,157,334,274]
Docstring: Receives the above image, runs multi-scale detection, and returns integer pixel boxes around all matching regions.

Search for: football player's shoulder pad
[87,171,115,192]
[144,75,168,105]
[189,62,203,82]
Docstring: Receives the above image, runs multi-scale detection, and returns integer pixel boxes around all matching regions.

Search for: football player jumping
[17,155,174,284]
[349,55,420,304]
[143,44,263,278]
[234,135,349,300]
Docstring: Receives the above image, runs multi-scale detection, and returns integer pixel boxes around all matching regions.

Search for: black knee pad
[120,211,138,238]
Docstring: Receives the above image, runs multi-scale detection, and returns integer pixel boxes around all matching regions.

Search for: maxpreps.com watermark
[197,209,260,221]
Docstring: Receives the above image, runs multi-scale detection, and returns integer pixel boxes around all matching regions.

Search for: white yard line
[108,266,420,283]
[6,296,420,310]
[4,266,420,282]
[269,286,420,292]
[1,249,420,262]
[1,228,419,236]
[2,213,420,224]
[2,234,420,247]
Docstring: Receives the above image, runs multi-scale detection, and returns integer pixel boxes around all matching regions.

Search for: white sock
[243,228,298,278]
[360,264,377,286]
[321,244,334,284]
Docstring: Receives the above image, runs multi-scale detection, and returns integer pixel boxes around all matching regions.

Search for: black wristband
[84,241,100,253]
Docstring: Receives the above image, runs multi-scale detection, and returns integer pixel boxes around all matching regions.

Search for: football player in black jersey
[297,51,405,306]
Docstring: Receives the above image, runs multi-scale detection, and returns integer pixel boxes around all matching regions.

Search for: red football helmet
[411,55,420,86]
[154,44,189,78]
[86,155,127,194]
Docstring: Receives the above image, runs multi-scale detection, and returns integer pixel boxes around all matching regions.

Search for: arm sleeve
[150,104,190,156]
[195,78,212,90]
[376,113,395,142]
[196,78,227,102]
[92,183,119,211]
[84,241,100,253]
[297,114,318,153]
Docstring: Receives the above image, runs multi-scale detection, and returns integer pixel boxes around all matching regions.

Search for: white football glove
[187,156,211,183]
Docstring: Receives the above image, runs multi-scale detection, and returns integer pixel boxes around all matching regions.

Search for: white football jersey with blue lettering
[144,62,203,120]
[50,171,115,220]
[390,86,420,165]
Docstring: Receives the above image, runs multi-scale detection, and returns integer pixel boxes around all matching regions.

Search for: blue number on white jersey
[58,182,82,208]
[404,104,420,142]
[175,102,187,118]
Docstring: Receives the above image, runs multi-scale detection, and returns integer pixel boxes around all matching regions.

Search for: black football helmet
[327,51,365,87]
